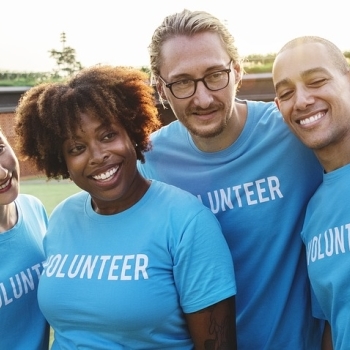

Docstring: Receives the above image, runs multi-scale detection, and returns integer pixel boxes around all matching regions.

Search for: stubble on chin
[182,103,230,138]
[186,118,227,139]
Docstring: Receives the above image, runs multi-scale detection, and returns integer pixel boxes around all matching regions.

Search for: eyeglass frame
[158,60,233,99]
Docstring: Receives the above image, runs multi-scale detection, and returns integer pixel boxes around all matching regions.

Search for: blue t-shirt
[0,194,49,350]
[39,180,236,349]
[139,100,324,349]
[302,163,350,350]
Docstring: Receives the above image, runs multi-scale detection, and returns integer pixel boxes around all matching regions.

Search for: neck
[92,173,151,215]
[315,141,350,173]
[0,202,18,233]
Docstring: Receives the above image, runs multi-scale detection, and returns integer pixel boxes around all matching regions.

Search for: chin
[191,124,224,139]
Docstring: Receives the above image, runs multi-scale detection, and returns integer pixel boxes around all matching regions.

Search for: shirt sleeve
[173,207,236,313]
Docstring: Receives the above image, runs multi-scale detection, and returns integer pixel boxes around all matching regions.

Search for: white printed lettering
[0,262,43,309]
[121,255,134,280]
[306,223,350,265]
[43,254,149,281]
[197,175,284,214]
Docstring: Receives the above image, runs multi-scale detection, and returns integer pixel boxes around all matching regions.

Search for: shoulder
[146,182,223,241]
[17,193,45,210]
[50,190,86,217]
[16,193,48,227]
[141,121,188,166]
[151,180,198,200]
[149,180,212,214]
[246,100,281,118]
[150,120,186,142]
[245,100,294,136]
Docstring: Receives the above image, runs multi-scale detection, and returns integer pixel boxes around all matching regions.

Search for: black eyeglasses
[158,60,232,99]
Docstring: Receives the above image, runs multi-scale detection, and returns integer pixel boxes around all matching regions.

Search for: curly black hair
[15,65,162,179]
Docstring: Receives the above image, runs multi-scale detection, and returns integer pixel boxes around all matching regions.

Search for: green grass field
[20,177,81,215]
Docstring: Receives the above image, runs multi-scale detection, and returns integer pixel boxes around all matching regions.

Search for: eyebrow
[275,67,330,92]
[169,63,230,81]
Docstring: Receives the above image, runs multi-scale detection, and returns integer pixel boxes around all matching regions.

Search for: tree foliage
[48,32,83,77]
[2,50,350,86]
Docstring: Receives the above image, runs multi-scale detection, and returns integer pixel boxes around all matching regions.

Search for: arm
[185,296,237,350]
[322,321,333,350]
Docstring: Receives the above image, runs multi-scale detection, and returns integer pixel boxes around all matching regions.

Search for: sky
[1,0,349,72]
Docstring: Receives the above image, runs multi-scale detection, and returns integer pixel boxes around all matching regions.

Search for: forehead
[273,42,335,83]
[159,32,230,78]
[68,112,112,137]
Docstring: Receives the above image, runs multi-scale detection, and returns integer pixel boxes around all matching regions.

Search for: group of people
[2,7,349,350]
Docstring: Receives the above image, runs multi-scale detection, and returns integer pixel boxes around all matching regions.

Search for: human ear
[156,80,168,101]
[274,97,280,110]
[233,63,243,88]
[274,97,286,122]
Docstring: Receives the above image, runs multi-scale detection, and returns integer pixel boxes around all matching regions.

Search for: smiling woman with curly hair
[14,65,237,350]
[15,66,161,179]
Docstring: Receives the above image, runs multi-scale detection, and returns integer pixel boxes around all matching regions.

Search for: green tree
[140,66,151,75]
[49,32,83,77]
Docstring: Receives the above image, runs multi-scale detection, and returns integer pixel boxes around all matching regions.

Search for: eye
[172,79,192,88]
[65,141,85,155]
[308,78,327,87]
[207,70,225,81]
[70,144,85,154]
[0,144,5,154]
[277,90,294,101]
[102,132,117,141]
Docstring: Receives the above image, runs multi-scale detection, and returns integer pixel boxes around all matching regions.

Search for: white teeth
[0,179,10,190]
[92,167,118,181]
[300,112,324,125]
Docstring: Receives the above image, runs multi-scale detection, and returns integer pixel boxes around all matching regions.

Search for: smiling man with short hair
[273,35,350,350]
[138,9,325,349]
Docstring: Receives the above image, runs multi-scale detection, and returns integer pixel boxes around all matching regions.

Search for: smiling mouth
[0,178,11,190]
[299,112,325,125]
[92,167,118,181]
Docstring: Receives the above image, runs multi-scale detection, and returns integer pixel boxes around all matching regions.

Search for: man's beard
[188,120,227,139]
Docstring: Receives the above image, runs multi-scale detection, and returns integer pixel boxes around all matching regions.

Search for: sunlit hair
[148,9,242,78]
[277,36,350,74]
[15,65,161,180]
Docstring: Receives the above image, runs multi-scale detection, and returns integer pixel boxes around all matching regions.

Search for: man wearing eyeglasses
[138,9,324,349]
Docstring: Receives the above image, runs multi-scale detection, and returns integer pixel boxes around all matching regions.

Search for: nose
[89,144,109,165]
[192,81,214,108]
[294,87,315,110]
